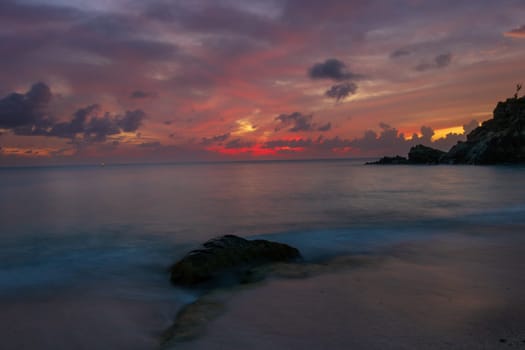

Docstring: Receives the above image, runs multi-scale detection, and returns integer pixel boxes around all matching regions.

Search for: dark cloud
[420,126,435,141]
[415,53,452,71]
[325,82,358,101]
[308,59,361,81]
[225,138,254,149]
[275,112,312,132]
[83,114,122,142]
[317,122,332,132]
[350,124,409,154]
[130,90,154,99]
[49,106,146,142]
[0,83,146,142]
[49,104,98,138]
[201,132,231,145]
[78,109,146,142]
[117,110,146,132]
[0,82,53,133]
[275,112,332,132]
[390,48,411,58]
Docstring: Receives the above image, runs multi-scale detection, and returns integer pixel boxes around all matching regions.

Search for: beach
[177,231,525,349]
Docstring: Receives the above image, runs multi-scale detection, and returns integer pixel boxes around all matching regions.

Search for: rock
[170,235,302,287]
[366,155,410,165]
[366,145,445,165]
[443,96,525,164]
[369,94,525,165]
[408,144,446,164]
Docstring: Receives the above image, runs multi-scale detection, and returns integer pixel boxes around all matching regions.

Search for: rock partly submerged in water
[366,155,410,165]
[366,145,445,165]
[408,144,446,164]
[170,235,302,287]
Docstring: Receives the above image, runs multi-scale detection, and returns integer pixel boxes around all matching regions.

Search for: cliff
[368,94,525,165]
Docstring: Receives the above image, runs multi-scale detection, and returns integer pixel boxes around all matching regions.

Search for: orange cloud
[504,25,525,38]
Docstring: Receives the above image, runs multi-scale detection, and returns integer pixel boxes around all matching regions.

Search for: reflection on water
[1,161,524,240]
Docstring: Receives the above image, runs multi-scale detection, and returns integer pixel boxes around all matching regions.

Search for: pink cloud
[504,25,525,38]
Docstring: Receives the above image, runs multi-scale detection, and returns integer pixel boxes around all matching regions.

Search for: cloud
[0,82,53,133]
[325,82,358,101]
[201,132,231,145]
[262,136,352,153]
[138,141,162,148]
[463,119,479,134]
[274,112,331,132]
[390,48,411,58]
[262,138,313,149]
[225,138,254,149]
[0,83,147,143]
[82,115,122,142]
[49,106,146,142]
[350,123,467,155]
[504,25,525,38]
[308,58,360,81]
[130,90,154,99]
[49,104,98,138]
[117,110,147,132]
[415,53,452,71]
[0,0,82,25]
[317,122,332,131]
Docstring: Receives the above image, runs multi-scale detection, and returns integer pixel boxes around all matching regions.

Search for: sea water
[1,160,525,348]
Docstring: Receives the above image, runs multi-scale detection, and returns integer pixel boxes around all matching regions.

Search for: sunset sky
[0,0,524,165]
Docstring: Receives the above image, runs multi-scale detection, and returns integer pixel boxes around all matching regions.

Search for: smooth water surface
[1,160,525,348]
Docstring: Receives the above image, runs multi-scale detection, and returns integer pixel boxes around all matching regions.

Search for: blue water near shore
[1,160,525,295]
[1,160,525,348]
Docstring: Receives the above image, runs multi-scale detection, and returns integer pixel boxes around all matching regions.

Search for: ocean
[1,160,525,349]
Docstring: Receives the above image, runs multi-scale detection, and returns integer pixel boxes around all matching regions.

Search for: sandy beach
[177,231,525,349]
[0,295,180,350]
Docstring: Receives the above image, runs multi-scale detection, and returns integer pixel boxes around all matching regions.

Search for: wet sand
[0,295,178,350]
[177,233,525,349]
[2,232,525,349]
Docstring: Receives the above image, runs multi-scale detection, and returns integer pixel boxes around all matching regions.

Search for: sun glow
[233,119,257,135]
[432,126,465,140]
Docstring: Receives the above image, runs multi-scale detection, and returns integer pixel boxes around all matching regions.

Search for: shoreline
[174,232,525,349]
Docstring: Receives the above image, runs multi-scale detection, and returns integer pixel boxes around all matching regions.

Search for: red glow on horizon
[206,144,308,156]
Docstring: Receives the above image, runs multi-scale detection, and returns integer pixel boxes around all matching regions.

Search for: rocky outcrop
[408,144,446,164]
[366,145,445,165]
[443,96,525,164]
[368,95,525,165]
[366,155,410,165]
[170,235,302,287]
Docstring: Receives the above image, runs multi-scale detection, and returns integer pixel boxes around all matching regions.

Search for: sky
[0,0,524,165]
